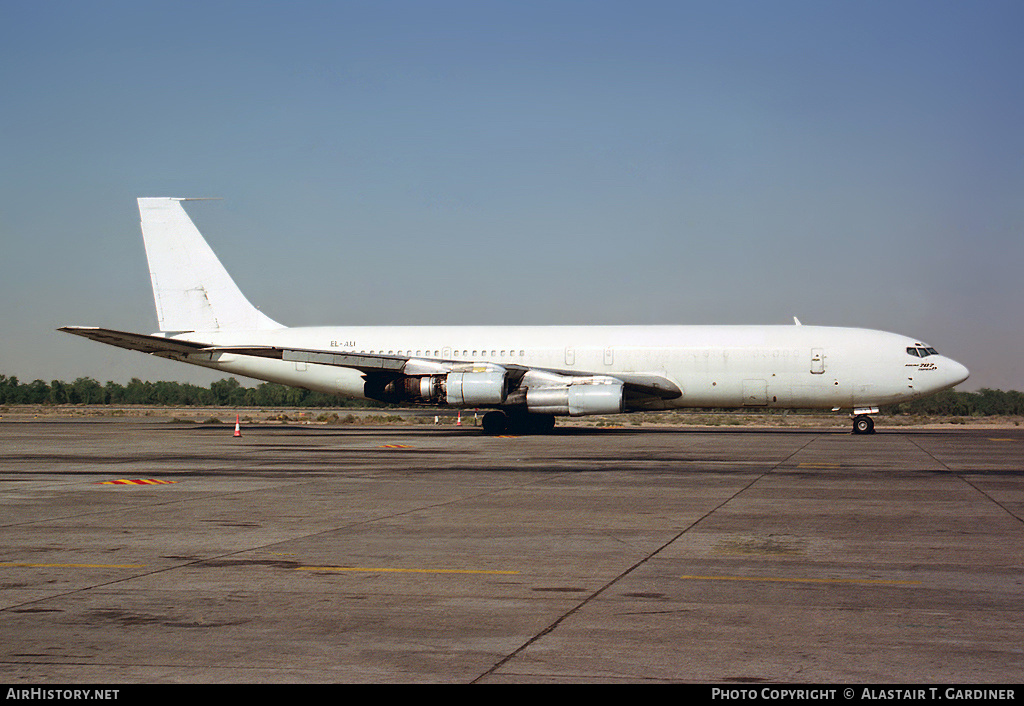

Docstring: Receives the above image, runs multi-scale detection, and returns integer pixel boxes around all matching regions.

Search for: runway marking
[797,462,840,469]
[987,438,1014,442]
[378,444,414,449]
[679,574,920,586]
[0,562,146,569]
[496,435,520,438]
[296,565,519,575]
[98,479,178,485]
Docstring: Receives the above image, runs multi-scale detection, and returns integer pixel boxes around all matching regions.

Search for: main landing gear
[481,410,557,435]
[852,415,875,435]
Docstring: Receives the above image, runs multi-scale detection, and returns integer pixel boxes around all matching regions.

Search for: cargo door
[742,379,768,406]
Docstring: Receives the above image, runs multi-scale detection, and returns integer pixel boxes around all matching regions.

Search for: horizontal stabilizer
[58,327,207,357]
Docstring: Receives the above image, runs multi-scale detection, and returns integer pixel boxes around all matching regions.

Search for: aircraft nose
[945,358,970,388]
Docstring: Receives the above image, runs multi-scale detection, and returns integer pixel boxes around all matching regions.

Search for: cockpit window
[906,346,939,358]
[925,347,938,356]
[906,347,920,357]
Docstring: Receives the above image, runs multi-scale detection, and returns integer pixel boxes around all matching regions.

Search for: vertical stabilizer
[138,198,284,332]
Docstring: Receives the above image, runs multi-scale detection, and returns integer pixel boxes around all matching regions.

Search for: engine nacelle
[445,371,508,406]
[376,370,508,407]
[526,379,624,416]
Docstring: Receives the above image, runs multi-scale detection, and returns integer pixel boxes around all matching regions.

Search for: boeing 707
[60,198,970,434]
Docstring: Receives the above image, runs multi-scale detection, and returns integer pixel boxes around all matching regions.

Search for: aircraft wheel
[852,415,875,435]
[482,411,509,435]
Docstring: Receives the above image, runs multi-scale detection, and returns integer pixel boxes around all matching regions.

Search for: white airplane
[61,197,969,434]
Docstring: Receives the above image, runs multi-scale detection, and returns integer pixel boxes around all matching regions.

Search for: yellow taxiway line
[679,574,920,586]
[0,562,146,569]
[297,565,519,575]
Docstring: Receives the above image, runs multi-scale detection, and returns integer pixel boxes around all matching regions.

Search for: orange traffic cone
[456,411,462,426]
[234,414,241,437]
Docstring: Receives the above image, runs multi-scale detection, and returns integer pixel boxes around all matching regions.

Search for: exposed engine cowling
[373,370,508,407]
[526,379,624,416]
[445,371,508,406]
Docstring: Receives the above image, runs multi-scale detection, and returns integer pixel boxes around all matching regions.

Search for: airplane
[60,197,970,435]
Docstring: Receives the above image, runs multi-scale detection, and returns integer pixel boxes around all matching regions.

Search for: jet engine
[526,378,624,416]
[373,370,508,407]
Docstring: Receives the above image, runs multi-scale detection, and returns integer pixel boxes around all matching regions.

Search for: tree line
[1,374,1021,415]
[880,388,1024,417]
[0,375,384,408]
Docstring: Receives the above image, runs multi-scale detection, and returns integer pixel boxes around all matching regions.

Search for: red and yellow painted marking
[379,444,414,449]
[98,479,178,485]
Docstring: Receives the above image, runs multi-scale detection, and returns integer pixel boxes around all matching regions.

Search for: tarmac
[0,416,1021,683]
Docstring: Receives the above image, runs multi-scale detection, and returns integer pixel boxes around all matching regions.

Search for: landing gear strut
[852,415,875,435]
[481,410,556,435]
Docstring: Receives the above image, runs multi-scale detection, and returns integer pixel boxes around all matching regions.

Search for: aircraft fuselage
[168,323,967,412]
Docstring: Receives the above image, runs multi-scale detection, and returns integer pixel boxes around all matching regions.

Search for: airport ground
[0,411,1021,683]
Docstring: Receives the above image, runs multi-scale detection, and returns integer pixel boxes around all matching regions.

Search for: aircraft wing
[607,372,682,400]
[211,345,682,400]
[57,332,681,402]
[58,327,209,357]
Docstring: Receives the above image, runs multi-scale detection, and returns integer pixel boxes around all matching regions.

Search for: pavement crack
[905,434,1024,525]
[471,435,820,682]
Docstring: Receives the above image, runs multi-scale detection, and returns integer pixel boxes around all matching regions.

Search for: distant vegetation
[0,375,384,408]
[879,388,1024,417]
[0,375,1021,416]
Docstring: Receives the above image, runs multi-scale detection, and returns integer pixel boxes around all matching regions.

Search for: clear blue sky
[2,1,1022,391]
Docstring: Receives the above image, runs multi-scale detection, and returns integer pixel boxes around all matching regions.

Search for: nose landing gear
[852,414,875,434]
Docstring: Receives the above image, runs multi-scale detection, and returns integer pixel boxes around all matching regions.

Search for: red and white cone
[233,414,241,437]
[456,411,462,426]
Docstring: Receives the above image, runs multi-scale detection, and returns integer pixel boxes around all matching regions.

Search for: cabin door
[810,348,825,374]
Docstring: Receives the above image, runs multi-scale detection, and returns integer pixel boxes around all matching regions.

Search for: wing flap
[209,346,409,373]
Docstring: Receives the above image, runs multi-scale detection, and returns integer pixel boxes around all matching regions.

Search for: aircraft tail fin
[138,198,284,332]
